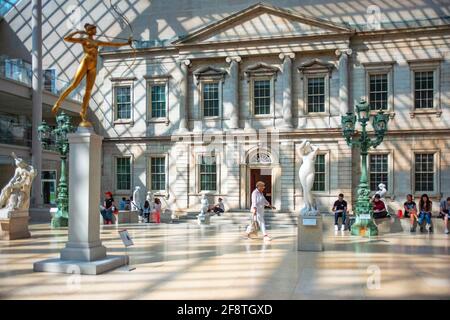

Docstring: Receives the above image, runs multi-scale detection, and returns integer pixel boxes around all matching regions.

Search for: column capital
[225,56,241,63]
[335,48,352,58]
[279,52,295,60]
[182,59,191,66]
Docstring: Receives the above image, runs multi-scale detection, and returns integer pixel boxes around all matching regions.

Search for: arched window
[248,152,272,165]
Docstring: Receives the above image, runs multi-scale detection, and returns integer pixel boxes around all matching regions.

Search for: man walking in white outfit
[246,181,275,241]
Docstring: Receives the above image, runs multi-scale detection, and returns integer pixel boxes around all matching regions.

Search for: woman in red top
[372,194,388,219]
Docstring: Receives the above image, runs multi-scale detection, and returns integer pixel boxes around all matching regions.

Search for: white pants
[247,213,267,235]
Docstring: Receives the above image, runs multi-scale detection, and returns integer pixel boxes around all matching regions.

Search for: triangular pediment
[174,3,353,45]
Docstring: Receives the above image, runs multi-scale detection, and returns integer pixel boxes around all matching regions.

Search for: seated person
[404,194,419,232]
[403,194,416,218]
[439,197,450,234]
[372,194,388,219]
[142,200,151,223]
[332,193,347,231]
[212,198,225,216]
[100,191,116,225]
[119,197,127,210]
[152,198,162,223]
[418,194,433,233]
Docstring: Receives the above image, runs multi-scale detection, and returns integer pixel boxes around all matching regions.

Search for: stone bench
[100,210,139,225]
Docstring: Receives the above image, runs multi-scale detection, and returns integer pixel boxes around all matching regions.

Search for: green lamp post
[38,112,75,228]
[341,99,389,236]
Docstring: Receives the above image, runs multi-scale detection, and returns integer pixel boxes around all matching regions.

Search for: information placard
[119,229,134,247]
[302,218,317,226]
[359,214,371,220]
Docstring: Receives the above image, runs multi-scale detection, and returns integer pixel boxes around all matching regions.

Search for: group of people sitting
[332,192,450,234]
[403,194,450,234]
[99,191,162,224]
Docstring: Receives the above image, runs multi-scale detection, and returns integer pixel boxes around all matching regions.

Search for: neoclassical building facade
[95,3,450,214]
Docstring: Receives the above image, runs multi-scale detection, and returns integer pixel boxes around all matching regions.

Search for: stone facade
[95,3,450,214]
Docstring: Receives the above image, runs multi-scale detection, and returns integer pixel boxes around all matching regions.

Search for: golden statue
[52,23,131,127]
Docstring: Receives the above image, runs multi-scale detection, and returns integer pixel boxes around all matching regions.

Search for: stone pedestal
[0,210,31,240]
[297,215,323,251]
[34,128,127,275]
[197,214,211,225]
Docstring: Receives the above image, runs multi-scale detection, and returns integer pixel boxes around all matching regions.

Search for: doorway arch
[240,147,281,211]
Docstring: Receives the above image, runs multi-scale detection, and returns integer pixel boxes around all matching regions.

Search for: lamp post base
[350,217,378,236]
[51,216,68,228]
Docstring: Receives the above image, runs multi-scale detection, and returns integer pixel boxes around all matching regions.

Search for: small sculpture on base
[0,153,37,240]
[197,194,211,225]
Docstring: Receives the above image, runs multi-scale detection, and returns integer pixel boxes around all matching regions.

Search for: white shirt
[251,188,269,215]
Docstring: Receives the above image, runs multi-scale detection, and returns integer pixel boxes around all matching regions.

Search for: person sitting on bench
[211,198,225,216]
[332,193,347,231]
[418,194,433,233]
[404,194,419,232]
[439,196,450,234]
[372,194,388,219]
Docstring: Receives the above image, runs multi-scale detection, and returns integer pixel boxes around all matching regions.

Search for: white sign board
[359,214,371,220]
[302,218,317,226]
[119,229,134,247]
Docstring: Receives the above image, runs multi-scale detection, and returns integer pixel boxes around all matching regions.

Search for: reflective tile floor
[0,221,449,299]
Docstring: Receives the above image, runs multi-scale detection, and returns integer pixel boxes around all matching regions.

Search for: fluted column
[336,49,352,114]
[31,0,43,207]
[225,56,241,129]
[279,52,295,128]
[178,59,191,132]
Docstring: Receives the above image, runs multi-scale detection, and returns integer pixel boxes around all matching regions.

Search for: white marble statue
[146,191,155,211]
[131,186,142,211]
[199,194,209,216]
[372,183,387,206]
[197,193,210,225]
[297,140,319,216]
[375,183,387,199]
[0,152,37,217]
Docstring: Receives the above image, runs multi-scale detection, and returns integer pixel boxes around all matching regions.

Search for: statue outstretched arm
[64,30,87,43]
[97,36,132,47]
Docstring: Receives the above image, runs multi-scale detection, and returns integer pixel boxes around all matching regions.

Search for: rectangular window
[415,153,434,192]
[369,74,388,110]
[307,77,325,113]
[253,79,271,115]
[116,157,131,190]
[369,154,388,192]
[202,82,219,117]
[199,155,217,191]
[115,86,131,119]
[43,69,56,93]
[151,157,166,191]
[313,154,326,191]
[414,71,434,109]
[150,84,166,118]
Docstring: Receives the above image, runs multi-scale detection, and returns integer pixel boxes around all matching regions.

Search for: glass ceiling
[0,0,19,17]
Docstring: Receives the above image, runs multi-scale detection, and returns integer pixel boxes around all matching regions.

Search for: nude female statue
[51,23,131,127]
[297,140,319,215]
[0,152,37,212]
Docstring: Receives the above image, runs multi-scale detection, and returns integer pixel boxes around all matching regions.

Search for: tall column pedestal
[34,128,127,275]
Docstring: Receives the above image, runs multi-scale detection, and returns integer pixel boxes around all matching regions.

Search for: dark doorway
[250,168,272,206]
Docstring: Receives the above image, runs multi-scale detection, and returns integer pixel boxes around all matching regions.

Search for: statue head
[84,23,97,36]
[378,183,386,190]
[11,152,27,169]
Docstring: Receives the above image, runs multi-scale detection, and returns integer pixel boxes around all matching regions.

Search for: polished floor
[0,219,449,300]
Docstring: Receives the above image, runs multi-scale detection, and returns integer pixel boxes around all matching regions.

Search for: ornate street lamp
[38,112,75,228]
[341,99,390,236]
